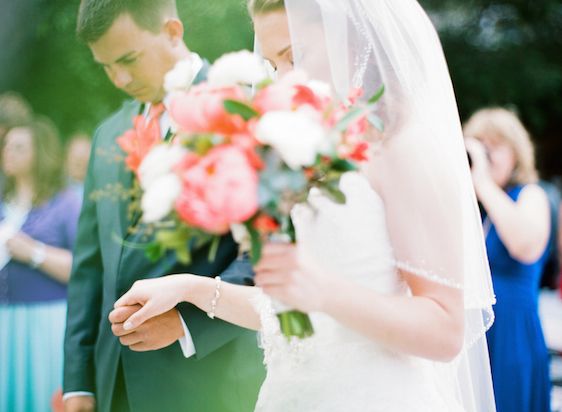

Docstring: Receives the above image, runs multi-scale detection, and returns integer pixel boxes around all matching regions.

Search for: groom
[63,1,265,411]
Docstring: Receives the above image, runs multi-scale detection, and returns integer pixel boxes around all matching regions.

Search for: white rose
[256,110,325,170]
[141,174,182,223]
[164,58,198,93]
[138,144,186,190]
[208,50,267,87]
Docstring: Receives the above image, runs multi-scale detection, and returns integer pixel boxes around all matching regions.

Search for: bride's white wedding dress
[254,172,464,411]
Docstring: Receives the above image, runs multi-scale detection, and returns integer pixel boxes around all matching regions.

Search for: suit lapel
[115,101,143,241]
[114,62,209,248]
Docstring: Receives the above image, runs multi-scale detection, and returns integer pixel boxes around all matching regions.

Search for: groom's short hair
[76,0,178,43]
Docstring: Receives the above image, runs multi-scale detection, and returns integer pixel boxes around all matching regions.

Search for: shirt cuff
[178,313,196,358]
[62,392,94,401]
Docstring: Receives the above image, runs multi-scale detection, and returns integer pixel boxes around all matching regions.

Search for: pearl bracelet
[207,276,222,319]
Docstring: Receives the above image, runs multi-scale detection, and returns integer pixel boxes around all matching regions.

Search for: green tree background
[1,0,561,176]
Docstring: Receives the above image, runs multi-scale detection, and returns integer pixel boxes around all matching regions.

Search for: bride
[113,0,496,410]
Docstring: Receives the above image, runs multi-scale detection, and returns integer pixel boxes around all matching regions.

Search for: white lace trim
[392,260,496,351]
[251,289,316,367]
[393,260,463,289]
[250,289,279,365]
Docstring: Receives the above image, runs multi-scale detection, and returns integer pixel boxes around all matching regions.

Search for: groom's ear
[163,18,184,46]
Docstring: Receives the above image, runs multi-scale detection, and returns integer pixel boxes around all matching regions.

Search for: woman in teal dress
[465,107,551,412]
[0,117,81,412]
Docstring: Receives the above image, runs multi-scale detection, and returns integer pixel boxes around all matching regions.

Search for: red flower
[293,85,327,111]
[348,140,370,162]
[116,115,161,173]
[253,213,280,235]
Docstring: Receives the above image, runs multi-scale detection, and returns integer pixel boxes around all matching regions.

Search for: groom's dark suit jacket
[63,71,265,412]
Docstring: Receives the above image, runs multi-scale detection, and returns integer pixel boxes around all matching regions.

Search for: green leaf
[245,222,263,265]
[175,246,192,265]
[155,228,189,247]
[256,78,274,89]
[367,113,385,132]
[330,158,358,172]
[207,235,221,262]
[163,128,174,142]
[334,107,365,132]
[368,84,385,105]
[154,228,193,264]
[194,136,214,155]
[277,310,314,339]
[145,242,165,262]
[322,184,347,204]
[223,99,259,121]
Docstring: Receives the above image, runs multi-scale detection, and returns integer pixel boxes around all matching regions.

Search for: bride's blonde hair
[248,0,284,15]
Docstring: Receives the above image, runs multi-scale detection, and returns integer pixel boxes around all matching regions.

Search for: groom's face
[89,13,180,103]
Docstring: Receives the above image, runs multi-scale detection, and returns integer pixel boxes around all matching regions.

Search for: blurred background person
[0,92,33,196]
[0,92,33,139]
[0,116,81,412]
[464,107,551,412]
[65,132,91,197]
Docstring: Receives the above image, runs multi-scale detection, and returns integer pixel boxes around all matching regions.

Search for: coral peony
[169,85,248,135]
[175,145,259,234]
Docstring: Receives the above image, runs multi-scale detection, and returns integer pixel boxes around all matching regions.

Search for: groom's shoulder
[94,99,139,138]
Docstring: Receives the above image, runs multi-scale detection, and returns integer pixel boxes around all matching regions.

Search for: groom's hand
[64,395,95,412]
[109,305,185,351]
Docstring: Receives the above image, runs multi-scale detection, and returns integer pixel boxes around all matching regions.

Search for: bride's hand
[254,242,331,313]
[112,275,190,331]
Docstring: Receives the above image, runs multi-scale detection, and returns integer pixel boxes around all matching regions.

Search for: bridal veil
[281,1,497,410]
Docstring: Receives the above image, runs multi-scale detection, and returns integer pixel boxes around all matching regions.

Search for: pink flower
[175,145,259,234]
[253,70,308,113]
[229,131,264,170]
[347,88,364,105]
[169,85,248,135]
[116,115,161,173]
[254,71,333,115]
[338,121,371,162]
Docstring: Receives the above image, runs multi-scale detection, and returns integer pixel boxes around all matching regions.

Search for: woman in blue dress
[0,116,81,412]
[465,107,551,412]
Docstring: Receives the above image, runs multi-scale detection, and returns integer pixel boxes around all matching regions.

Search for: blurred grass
[0,0,254,138]
[0,0,561,175]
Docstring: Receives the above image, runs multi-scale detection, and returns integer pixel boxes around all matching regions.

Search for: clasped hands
[109,242,330,350]
[108,304,184,352]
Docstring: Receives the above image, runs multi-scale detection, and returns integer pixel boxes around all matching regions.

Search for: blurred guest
[0,117,81,412]
[0,92,33,194]
[65,132,91,197]
[464,107,551,412]
[0,92,32,138]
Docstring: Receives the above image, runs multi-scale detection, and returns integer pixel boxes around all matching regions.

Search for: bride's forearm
[319,277,463,362]
[183,275,262,331]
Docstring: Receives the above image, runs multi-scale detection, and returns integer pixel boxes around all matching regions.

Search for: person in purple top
[0,116,82,412]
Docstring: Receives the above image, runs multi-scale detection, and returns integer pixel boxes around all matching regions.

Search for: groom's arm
[63,134,103,395]
[177,252,255,359]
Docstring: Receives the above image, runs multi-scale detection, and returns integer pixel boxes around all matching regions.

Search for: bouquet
[117,50,384,339]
